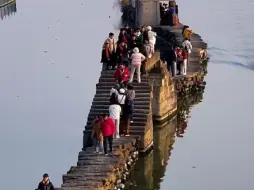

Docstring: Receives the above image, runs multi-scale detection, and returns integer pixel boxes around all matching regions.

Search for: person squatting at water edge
[37,173,55,190]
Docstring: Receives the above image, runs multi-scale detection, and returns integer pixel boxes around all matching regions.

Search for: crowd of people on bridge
[90,82,136,156]
[159,3,194,76]
[94,18,195,155]
[90,25,160,156]
[96,24,194,155]
[160,2,179,26]
[101,25,157,81]
[162,25,193,76]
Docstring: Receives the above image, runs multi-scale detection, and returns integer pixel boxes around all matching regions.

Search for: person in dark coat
[37,173,54,190]
[128,35,138,51]
[118,28,130,44]
[163,46,177,76]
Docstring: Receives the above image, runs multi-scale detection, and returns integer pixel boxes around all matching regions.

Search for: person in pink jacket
[129,47,146,83]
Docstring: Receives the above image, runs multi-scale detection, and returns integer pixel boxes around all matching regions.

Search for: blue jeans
[93,137,103,152]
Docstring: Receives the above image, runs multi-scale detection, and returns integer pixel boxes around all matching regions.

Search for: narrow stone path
[57,69,153,189]
[60,136,137,190]
[85,70,152,137]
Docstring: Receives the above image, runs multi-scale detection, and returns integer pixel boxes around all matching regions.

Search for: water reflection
[0,0,16,20]
[176,93,203,138]
[125,92,204,190]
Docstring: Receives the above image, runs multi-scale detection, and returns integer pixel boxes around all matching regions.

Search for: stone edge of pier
[0,0,15,8]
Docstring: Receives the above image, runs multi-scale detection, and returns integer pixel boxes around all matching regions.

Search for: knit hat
[147,26,152,31]
[133,47,139,53]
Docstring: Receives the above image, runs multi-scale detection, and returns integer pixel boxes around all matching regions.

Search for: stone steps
[61,136,138,189]
[91,104,149,110]
[94,93,150,98]
[96,88,150,94]
[98,77,149,83]
[86,115,147,126]
[92,100,150,106]
[97,81,150,87]
[85,127,146,134]
[89,108,149,115]
[84,69,151,143]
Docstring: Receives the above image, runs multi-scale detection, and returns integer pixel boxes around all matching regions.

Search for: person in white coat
[109,103,121,139]
[129,47,146,83]
[147,26,157,54]
[182,38,192,54]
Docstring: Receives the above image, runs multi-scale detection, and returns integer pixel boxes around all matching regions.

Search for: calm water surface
[0,0,121,189]
[1,0,254,189]
[128,0,254,189]
[160,0,254,190]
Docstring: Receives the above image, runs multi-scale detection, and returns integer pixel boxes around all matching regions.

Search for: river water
[0,0,121,189]
[0,0,254,190]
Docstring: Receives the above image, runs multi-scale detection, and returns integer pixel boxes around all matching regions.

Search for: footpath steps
[60,136,138,190]
[84,70,151,139]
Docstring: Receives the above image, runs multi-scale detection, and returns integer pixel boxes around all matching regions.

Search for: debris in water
[44,50,47,53]
[192,166,196,168]
[109,16,110,18]
[17,96,19,97]
[66,76,69,79]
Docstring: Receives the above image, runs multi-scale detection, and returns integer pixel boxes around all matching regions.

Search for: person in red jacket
[100,113,115,155]
[114,64,130,86]
[176,47,183,75]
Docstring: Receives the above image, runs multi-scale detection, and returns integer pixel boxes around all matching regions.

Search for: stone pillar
[138,0,160,26]
[149,62,177,123]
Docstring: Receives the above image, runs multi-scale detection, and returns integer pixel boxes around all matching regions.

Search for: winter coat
[135,34,143,46]
[91,119,103,141]
[116,44,128,58]
[118,33,129,44]
[182,40,192,53]
[128,40,138,50]
[130,52,146,66]
[114,67,130,82]
[164,48,177,63]
[143,31,149,42]
[100,118,115,137]
[38,181,54,190]
[101,47,111,63]
[183,28,192,39]
[148,31,157,44]
[182,50,188,60]
[103,38,115,53]
[144,43,152,58]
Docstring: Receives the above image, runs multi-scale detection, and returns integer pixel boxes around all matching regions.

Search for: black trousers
[103,135,113,154]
